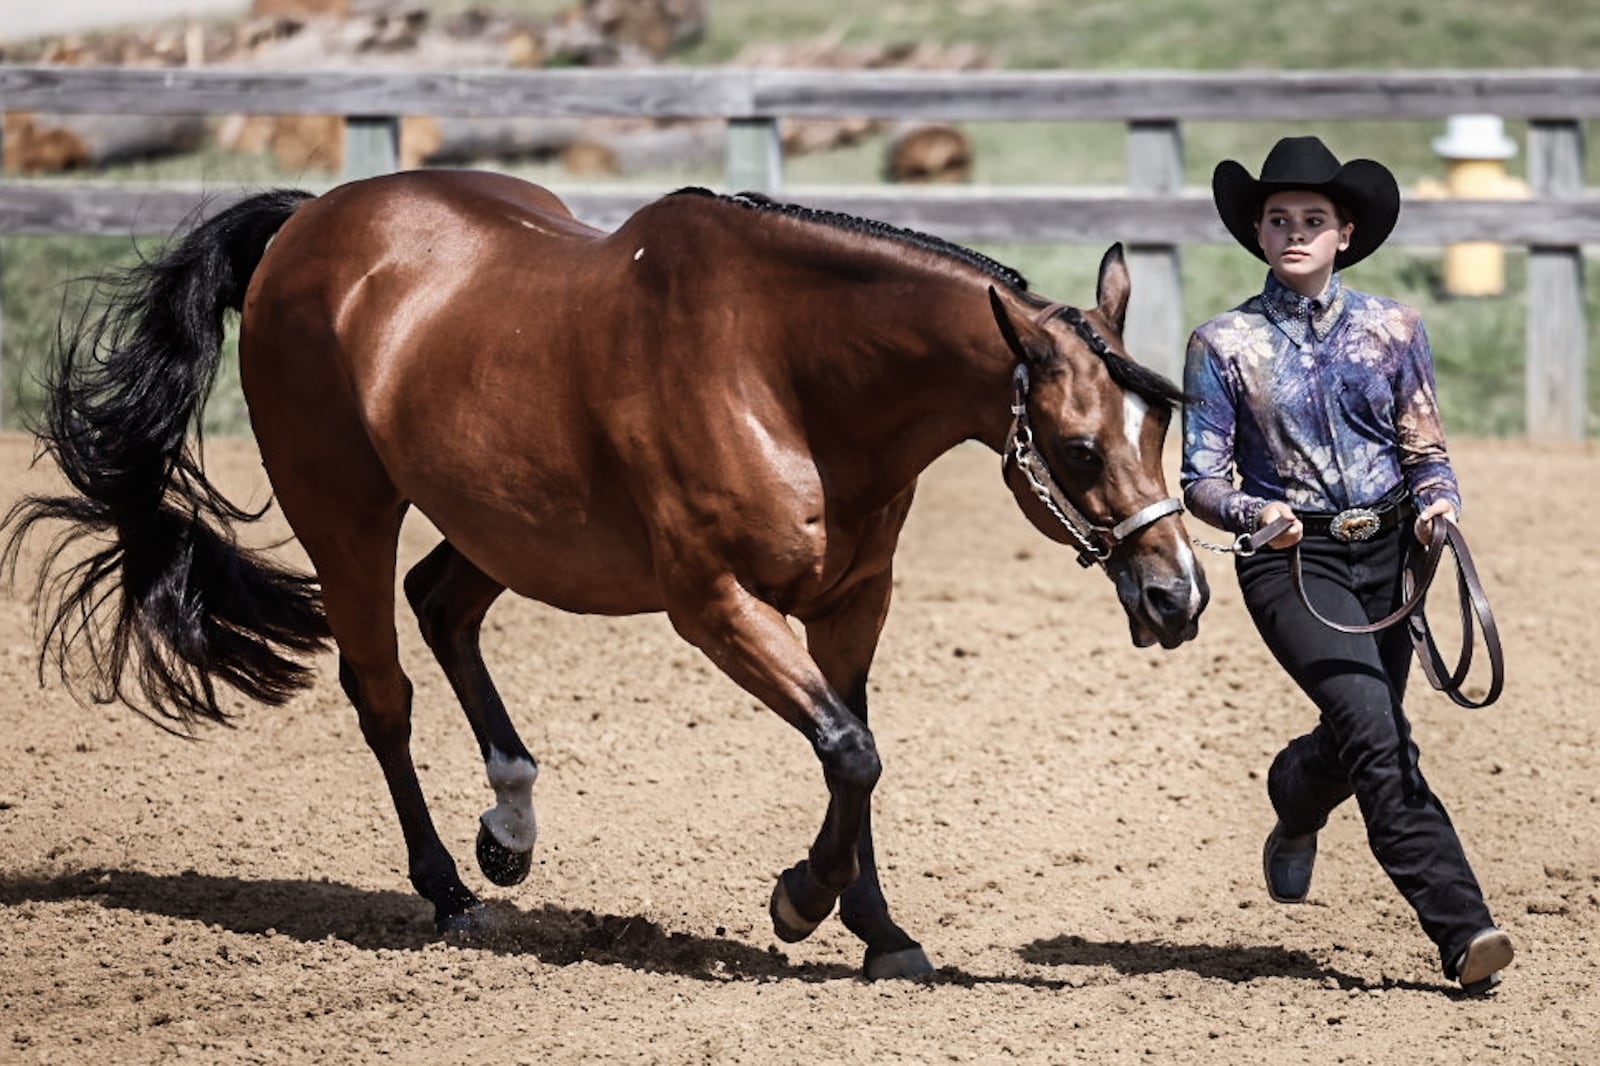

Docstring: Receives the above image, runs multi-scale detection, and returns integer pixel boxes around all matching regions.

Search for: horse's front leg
[663,573,879,948]
[805,568,934,980]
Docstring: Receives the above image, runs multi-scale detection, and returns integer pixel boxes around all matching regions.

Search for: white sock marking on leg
[482,748,539,853]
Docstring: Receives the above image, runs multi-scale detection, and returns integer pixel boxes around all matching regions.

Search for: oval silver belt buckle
[1330,506,1381,542]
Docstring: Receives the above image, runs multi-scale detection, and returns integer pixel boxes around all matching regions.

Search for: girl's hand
[1414,499,1458,543]
[1259,501,1302,549]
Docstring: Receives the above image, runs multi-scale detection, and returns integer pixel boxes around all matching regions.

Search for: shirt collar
[1260,271,1346,347]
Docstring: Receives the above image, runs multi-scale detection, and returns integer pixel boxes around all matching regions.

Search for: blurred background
[1,0,1596,436]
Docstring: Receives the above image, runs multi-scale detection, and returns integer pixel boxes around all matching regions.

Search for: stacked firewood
[1,0,710,174]
[1,0,979,183]
[731,36,986,182]
[526,36,986,181]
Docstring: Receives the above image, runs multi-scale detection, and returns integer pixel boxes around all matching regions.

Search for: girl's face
[1254,190,1354,297]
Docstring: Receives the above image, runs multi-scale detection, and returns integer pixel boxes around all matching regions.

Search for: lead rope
[1196,515,1503,708]
[1191,514,1296,557]
[1405,520,1504,709]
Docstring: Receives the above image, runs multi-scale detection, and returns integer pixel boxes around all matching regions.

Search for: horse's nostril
[1143,582,1194,629]
[1144,584,1177,614]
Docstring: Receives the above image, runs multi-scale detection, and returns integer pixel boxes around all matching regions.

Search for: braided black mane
[669,186,1030,291]
[668,187,1182,408]
[1041,306,1186,409]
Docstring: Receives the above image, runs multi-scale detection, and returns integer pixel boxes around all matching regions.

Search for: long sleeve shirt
[1181,271,1461,535]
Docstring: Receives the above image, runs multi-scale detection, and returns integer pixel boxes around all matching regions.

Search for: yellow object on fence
[1416,115,1529,297]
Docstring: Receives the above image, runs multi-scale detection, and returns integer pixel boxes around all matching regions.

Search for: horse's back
[310,168,595,239]
[242,169,608,438]
[237,175,898,619]
[239,171,669,608]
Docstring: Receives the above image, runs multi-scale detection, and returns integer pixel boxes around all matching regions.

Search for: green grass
[2,0,1597,436]
[0,234,247,437]
[669,0,1600,72]
[448,0,1600,73]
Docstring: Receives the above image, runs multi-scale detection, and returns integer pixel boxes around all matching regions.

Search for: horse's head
[988,244,1209,649]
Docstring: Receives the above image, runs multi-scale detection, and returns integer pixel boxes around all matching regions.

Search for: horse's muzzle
[1126,571,1209,649]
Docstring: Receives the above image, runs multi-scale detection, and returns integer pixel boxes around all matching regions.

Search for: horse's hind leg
[255,412,484,934]
[806,569,934,980]
[404,541,540,888]
[308,509,486,933]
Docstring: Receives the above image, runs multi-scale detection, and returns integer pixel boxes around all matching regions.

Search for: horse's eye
[1056,440,1103,471]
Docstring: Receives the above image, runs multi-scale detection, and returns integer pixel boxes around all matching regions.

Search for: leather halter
[1241,515,1504,708]
[1003,302,1184,569]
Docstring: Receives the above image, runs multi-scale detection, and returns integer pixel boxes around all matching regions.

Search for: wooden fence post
[1124,120,1185,384]
[0,116,6,432]
[0,237,6,433]
[726,117,782,195]
[1525,120,1589,440]
[344,115,401,181]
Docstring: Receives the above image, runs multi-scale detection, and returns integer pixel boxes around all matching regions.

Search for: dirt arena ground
[1,431,1596,1064]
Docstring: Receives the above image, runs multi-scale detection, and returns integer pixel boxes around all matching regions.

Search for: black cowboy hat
[1212,136,1400,269]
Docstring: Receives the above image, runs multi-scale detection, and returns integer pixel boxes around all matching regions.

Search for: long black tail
[2,189,330,732]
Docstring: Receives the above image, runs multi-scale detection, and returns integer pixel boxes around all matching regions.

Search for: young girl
[1181,135,1513,993]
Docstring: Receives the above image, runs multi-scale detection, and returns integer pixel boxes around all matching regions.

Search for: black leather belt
[1299,498,1411,542]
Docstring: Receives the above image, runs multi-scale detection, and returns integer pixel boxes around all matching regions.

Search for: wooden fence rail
[1,65,1594,436]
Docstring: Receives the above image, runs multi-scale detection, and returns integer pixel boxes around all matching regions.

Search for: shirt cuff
[1227,492,1270,535]
[1413,485,1463,520]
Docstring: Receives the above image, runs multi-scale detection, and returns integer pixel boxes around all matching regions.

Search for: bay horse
[4,170,1209,979]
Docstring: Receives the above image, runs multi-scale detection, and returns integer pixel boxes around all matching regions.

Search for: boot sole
[1458,929,1514,991]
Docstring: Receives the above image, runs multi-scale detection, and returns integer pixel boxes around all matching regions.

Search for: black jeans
[1236,522,1494,977]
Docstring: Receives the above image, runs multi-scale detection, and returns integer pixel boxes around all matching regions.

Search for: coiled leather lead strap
[1250,515,1504,709]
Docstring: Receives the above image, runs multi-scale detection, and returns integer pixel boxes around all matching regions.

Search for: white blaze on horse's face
[1079,343,1208,648]
[1122,392,1149,457]
[1114,386,1209,649]
[989,253,1209,648]
[1126,390,1203,624]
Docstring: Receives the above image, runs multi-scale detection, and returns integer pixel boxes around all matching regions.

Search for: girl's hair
[1253,189,1352,226]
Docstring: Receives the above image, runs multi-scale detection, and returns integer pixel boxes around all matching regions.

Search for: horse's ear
[1096,243,1130,337]
[989,286,1034,364]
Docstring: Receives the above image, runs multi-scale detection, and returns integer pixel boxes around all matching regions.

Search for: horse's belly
[411,494,666,616]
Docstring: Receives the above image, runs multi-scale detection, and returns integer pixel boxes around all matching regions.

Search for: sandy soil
[1,431,1597,1065]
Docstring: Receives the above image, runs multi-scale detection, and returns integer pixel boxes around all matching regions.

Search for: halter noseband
[1003,302,1184,569]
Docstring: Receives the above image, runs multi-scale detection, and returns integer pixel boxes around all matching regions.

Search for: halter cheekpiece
[1003,303,1184,568]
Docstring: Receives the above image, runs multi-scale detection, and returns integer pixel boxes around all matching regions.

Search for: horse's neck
[792,273,1015,493]
[702,209,1018,494]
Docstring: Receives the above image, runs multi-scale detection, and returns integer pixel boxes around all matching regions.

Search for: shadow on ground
[0,865,1444,992]
[0,865,855,982]
[1021,932,1441,993]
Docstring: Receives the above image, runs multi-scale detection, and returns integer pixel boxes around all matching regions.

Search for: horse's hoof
[769,864,831,944]
[436,901,494,940]
[864,944,935,981]
[476,817,533,887]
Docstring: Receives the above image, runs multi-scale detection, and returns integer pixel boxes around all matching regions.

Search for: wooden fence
[1,66,1596,436]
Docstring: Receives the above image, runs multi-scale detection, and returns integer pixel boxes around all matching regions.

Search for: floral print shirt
[1181,271,1460,535]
